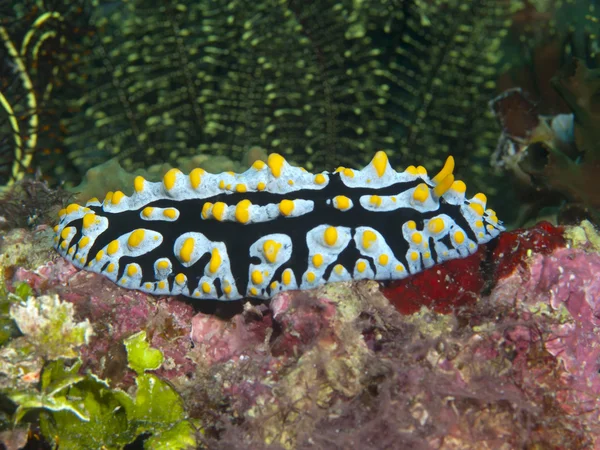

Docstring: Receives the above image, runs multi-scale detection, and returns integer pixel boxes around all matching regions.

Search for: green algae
[124,330,164,375]
[10,294,93,360]
[565,220,600,253]
[3,320,196,449]
[0,282,27,346]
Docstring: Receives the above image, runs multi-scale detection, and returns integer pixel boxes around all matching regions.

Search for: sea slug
[54,152,503,300]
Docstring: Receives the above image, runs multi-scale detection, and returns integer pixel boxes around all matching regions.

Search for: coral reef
[1,217,600,448]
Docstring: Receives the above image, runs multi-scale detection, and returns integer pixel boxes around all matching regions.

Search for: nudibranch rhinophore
[54,152,503,301]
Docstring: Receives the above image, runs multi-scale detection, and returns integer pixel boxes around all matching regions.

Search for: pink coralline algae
[2,221,600,448]
[490,245,600,423]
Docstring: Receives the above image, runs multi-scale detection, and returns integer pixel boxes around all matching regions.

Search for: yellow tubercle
[312,253,324,268]
[163,208,178,219]
[235,184,247,193]
[189,168,204,190]
[235,199,252,224]
[127,265,138,277]
[279,199,295,216]
[306,271,316,283]
[267,153,286,178]
[470,202,485,216]
[175,273,186,285]
[111,191,125,205]
[454,231,465,244]
[263,239,282,263]
[201,202,213,219]
[212,202,227,221]
[209,248,221,273]
[356,261,367,273]
[473,193,487,204]
[202,282,212,294]
[251,270,263,285]
[334,195,351,211]
[163,168,181,191]
[257,181,266,191]
[433,173,455,197]
[79,236,90,248]
[66,203,80,214]
[432,155,455,184]
[134,176,145,193]
[362,230,377,249]
[451,180,467,194]
[282,269,293,286]
[128,229,145,248]
[413,183,429,203]
[252,160,266,170]
[156,260,170,270]
[343,168,354,178]
[428,218,445,234]
[378,254,389,266]
[107,240,119,256]
[314,173,326,185]
[324,226,338,246]
[369,195,382,207]
[411,232,423,244]
[82,213,96,229]
[180,237,195,263]
[371,151,388,177]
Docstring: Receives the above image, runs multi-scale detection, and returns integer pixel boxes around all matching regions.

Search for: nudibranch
[54,152,503,301]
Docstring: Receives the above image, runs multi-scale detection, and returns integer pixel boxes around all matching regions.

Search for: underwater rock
[490,245,600,432]
[2,221,600,448]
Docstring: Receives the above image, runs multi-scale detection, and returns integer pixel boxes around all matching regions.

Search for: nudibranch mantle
[54,152,503,301]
